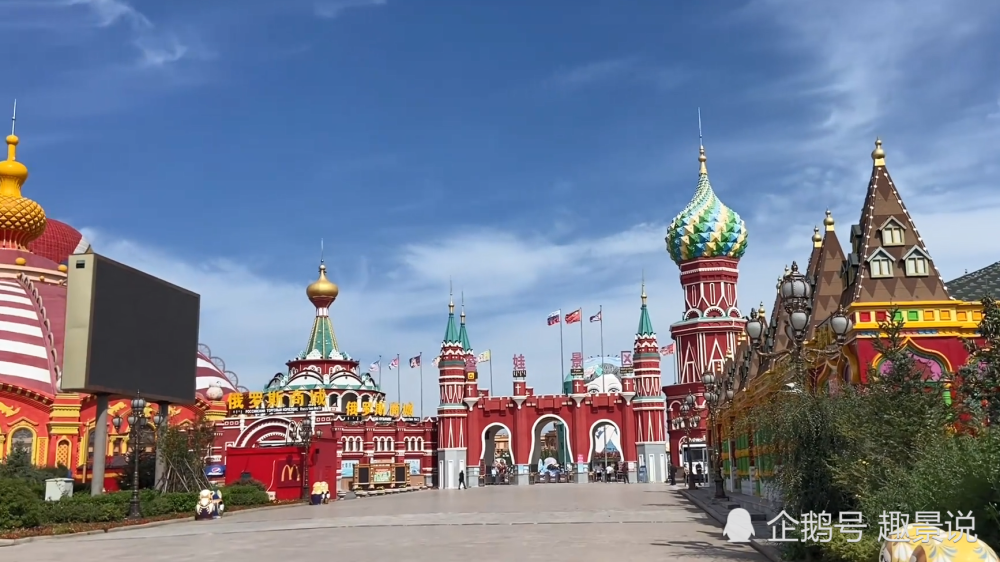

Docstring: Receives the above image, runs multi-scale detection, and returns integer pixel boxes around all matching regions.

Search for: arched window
[417,437,424,451]
[328,393,340,409]
[386,437,394,452]
[10,428,33,456]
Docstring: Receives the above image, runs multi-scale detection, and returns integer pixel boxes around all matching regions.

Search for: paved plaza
[9,484,765,562]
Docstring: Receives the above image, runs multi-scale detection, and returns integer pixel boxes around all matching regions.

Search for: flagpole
[599,305,604,361]
[488,350,494,395]
[579,306,584,364]
[559,310,565,388]
[396,353,401,404]
[376,355,382,388]
[419,352,424,419]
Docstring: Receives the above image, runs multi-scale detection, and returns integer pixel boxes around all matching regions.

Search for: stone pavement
[680,486,784,562]
[9,484,768,562]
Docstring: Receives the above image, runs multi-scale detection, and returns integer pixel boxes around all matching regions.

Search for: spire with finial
[824,209,835,232]
[871,138,886,167]
[458,291,472,352]
[0,100,47,250]
[812,226,822,248]
[302,257,341,359]
[443,280,460,344]
[698,107,708,175]
[637,272,654,336]
[758,302,766,317]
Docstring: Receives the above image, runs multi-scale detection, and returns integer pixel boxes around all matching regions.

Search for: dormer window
[879,217,906,246]
[867,248,894,278]
[902,246,930,277]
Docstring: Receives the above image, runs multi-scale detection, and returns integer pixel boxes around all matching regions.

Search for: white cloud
[314,0,387,20]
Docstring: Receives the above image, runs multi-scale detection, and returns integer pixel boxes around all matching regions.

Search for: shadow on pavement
[649,540,765,560]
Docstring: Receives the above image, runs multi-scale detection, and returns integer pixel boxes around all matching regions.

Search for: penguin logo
[724,508,754,543]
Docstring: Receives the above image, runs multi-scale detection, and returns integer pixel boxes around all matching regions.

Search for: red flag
[565,309,582,324]
[389,357,399,370]
[660,344,675,356]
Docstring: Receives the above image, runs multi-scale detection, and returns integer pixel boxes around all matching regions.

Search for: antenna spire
[697,107,703,147]
[320,238,325,264]
[697,108,708,174]
[641,269,647,304]
[10,100,16,136]
[448,277,454,313]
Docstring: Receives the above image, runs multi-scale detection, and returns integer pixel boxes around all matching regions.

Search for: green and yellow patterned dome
[665,146,748,264]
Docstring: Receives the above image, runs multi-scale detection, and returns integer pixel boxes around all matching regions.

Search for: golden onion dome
[306,263,339,304]
[812,226,822,247]
[0,134,46,249]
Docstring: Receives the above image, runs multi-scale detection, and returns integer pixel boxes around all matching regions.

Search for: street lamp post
[111,393,165,519]
[287,418,323,500]
[743,262,853,386]
[702,369,735,499]
[678,391,700,490]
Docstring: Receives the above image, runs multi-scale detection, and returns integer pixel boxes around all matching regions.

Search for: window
[879,218,906,246]
[906,255,928,277]
[10,428,33,456]
[870,257,893,277]
[882,226,905,246]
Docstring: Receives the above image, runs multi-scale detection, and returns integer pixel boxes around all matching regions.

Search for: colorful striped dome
[665,146,748,264]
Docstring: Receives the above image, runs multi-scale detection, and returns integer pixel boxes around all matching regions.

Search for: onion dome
[302,262,342,360]
[306,263,339,307]
[196,347,238,398]
[0,132,47,249]
[27,219,91,264]
[665,145,748,264]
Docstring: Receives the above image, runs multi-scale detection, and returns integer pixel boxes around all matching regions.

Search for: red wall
[224,438,341,502]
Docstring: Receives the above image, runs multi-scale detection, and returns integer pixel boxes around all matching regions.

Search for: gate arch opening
[529,414,572,470]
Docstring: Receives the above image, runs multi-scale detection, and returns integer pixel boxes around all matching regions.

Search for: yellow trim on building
[848,301,982,334]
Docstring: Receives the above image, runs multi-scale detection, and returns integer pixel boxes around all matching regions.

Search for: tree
[958,294,1000,427]
[156,417,215,492]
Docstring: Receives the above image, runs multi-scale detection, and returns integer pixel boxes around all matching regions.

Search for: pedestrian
[669,463,676,485]
[458,469,466,489]
[622,465,630,484]
[695,464,703,487]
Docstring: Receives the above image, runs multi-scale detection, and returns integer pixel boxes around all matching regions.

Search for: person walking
[458,469,466,489]
[622,464,630,484]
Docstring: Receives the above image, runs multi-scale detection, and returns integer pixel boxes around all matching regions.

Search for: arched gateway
[435,288,667,489]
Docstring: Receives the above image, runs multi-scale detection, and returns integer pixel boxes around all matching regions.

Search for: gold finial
[306,262,339,305]
[758,302,766,317]
[824,209,835,231]
[460,291,466,324]
[0,102,46,251]
[698,145,708,175]
[871,137,885,166]
[812,226,822,248]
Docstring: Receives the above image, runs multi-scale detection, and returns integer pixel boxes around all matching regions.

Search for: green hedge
[0,479,272,531]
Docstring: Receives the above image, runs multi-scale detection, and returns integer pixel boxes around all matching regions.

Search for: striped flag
[477,350,491,363]
[565,309,582,324]
[589,311,601,323]
[389,357,399,370]
[432,356,441,367]
[547,310,561,326]
[369,359,381,373]
[409,355,421,368]
[660,344,675,356]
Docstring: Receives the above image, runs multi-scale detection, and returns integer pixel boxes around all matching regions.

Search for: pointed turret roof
[807,211,847,339]
[842,139,949,304]
[637,283,654,336]
[458,299,472,351]
[443,295,461,344]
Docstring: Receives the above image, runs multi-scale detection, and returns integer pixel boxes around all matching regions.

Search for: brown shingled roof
[841,139,950,305]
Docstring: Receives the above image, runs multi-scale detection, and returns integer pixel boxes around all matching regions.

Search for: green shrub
[222,484,270,507]
[0,478,45,530]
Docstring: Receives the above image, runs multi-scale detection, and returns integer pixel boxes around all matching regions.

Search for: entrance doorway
[589,420,622,483]
[529,415,572,484]
[481,424,513,485]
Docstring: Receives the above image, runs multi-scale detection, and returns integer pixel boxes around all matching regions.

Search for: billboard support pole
[90,394,109,496]
[155,401,169,490]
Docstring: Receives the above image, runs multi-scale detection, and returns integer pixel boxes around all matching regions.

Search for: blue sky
[4,0,1000,408]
